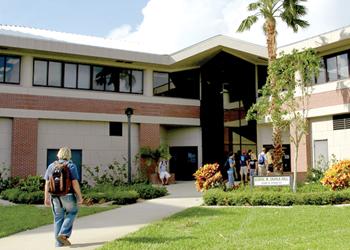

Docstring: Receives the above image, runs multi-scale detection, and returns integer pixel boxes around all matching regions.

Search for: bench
[149,173,176,185]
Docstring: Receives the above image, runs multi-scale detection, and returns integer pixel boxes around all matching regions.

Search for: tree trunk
[272,126,283,175]
[293,145,299,192]
[266,19,284,174]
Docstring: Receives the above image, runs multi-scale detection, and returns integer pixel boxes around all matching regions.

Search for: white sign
[253,176,291,187]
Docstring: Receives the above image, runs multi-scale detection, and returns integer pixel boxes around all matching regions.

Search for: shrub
[84,160,128,186]
[84,190,139,205]
[82,183,167,205]
[1,188,44,204]
[129,183,167,199]
[321,160,350,190]
[193,163,223,192]
[203,187,350,206]
[18,175,45,192]
[307,154,338,183]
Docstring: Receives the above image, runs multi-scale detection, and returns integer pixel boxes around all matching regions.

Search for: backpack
[258,154,265,165]
[240,155,246,166]
[48,161,72,196]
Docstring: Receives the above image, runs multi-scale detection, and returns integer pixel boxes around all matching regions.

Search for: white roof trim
[0,25,267,65]
[279,25,350,54]
[171,35,267,62]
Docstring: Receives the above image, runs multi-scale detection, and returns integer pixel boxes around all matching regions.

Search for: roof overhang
[278,25,350,55]
[0,26,268,68]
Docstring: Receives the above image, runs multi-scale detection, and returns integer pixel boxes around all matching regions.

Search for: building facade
[0,25,349,181]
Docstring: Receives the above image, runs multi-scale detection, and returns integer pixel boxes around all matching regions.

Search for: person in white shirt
[158,159,171,185]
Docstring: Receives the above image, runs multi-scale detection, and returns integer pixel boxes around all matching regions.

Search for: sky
[0,0,349,54]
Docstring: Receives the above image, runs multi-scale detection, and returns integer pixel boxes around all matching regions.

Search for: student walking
[44,147,83,247]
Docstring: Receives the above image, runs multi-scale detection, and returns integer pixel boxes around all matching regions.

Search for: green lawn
[0,204,117,238]
[101,206,350,250]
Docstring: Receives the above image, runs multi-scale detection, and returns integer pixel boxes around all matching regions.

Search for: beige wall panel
[311,116,350,164]
[37,120,139,179]
[257,124,290,151]
[0,118,12,173]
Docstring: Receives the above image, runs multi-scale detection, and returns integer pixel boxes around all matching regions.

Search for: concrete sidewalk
[0,181,203,250]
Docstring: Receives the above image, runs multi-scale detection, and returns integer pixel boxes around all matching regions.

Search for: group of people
[225,147,274,188]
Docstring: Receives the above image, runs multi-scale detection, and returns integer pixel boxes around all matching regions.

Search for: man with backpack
[44,147,83,247]
[258,147,268,176]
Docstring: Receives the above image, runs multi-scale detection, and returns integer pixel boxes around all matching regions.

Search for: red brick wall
[11,118,38,177]
[139,123,160,149]
[0,93,199,119]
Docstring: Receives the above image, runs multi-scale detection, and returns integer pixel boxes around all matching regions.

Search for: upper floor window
[0,55,20,84]
[314,51,349,84]
[33,59,143,94]
[153,69,200,99]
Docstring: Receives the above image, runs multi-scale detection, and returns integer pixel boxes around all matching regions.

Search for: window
[315,59,326,84]
[132,70,143,93]
[77,64,90,89]
[324,52,350,83]
[119,69,131,93]
[153,69,200,99]
[33,58,143,94]
[33,60,48,86]
[0,55,20,84]
[64,63,77,88]
[313,51,350,84]
[48,61,62,87]
[333,114,350,130]
[109,122,122,136]
[92,66,105,90]
[153,72,170,95]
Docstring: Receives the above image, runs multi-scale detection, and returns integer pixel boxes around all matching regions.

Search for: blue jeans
[227,169,235,187]
[51,194,78,247]
[250,169,256,185]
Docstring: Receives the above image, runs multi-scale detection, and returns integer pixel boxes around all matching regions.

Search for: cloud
[107,0,350,54]
[107,24,133,40]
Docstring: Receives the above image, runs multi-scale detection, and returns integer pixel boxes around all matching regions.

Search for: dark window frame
[153,70,200,99]
[315,50,350,84]
[153,71,171,96]
[33,58,143,94]
[0,55,21,84]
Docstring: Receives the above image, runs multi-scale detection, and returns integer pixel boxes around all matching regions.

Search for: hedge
[203,188,350,206]
[1,188,44,204]
[83,190,139,205]
[82,183,168,205]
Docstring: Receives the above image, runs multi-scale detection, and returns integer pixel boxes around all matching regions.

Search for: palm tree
[237,0,309,173]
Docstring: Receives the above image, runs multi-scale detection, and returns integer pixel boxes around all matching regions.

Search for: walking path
[0,181,203,250]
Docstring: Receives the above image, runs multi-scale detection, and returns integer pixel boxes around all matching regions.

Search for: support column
[290,120,311,182]
[139,123,160,149]
[143,69,153,97]
[11,118,38,177]
[20,55,33,87]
